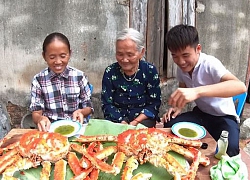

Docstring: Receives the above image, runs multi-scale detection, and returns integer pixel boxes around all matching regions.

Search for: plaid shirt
[30,66,93,122]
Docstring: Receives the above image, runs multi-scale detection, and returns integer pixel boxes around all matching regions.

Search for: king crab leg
[67,152,84,176]
[121,156,139,180]
[169,144,210,166]
[54,159,67,180]
[40,161,51,180]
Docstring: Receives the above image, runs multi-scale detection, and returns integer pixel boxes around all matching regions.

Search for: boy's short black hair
[165,24,199,52]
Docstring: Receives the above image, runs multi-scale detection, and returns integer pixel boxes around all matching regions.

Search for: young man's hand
[162,107,182,122]
[168,88,199,108]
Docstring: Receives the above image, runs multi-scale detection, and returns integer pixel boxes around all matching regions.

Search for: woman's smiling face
[116,38,144,75]
[43,39,71,74]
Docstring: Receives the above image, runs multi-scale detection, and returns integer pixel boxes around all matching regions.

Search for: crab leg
[148,155,187,178]
[164,153,187,175]
[71,143,105,169]
[71,143,119,167]
[167,134,202,148]
[0,138,19,155]
[75,135,117,143]
[181,147,201,180]
[80,155,92,169]
[86,142,98,154]
[54,159,67,180]
[169,144,210,166]
[80,148,117,174]
[111,152,126,175]
[67,151,94,180]
[68,152,84,176]
[95,142,103,152]
[0,154,20,175]
[70,167,93,180]
[121,156,139,180]
[0,149,18,173]
[2,155,39,177]
[71,143,85,153]
[40,161,51,180]
[71,144,90,165]
[95,146,118,160]
[70,144,94,169]
[89,168,99,180]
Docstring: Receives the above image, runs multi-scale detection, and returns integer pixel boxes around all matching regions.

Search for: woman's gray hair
[116,28,145,52]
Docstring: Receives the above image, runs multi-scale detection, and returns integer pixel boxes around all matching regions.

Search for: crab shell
[116,128,203,163]
[18,130,70,163]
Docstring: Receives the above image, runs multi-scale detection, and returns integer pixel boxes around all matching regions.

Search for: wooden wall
[130,0,196,78]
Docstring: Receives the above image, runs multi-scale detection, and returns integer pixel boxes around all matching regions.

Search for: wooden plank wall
[130,0,195,78]
[146,0,165,75]
[166,0,183,78]
[129,0,148,41]
[166,0,196,78]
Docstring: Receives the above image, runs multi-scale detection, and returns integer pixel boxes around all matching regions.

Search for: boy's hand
[162,107,181,122]
[168,88,199,108]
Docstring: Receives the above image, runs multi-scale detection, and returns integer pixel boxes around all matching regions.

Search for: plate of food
[171,122,206,140]
[49,119,82,137]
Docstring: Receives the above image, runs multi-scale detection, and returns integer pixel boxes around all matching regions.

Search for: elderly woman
[101,28,161,127]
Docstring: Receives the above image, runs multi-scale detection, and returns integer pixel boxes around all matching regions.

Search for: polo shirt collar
[193,52,204,72]
[49,66,70,79]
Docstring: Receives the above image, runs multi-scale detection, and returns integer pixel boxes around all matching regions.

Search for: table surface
[2,128,218,180]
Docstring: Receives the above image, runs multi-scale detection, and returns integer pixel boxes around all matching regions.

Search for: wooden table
[2,128,218,180]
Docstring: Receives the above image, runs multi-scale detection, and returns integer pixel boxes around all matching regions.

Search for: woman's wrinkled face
[43,39,71,74]
[170,44,201,74]
[116,38,144,75]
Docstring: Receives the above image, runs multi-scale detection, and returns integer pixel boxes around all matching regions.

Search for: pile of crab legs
[0,128,210,180]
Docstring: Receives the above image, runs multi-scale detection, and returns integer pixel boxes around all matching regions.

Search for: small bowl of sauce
[54,125,75,136]
[171,122,206,140]
[49,120,82,137]
[178,128,198,138]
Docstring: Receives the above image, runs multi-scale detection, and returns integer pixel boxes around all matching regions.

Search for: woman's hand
[130,120,139,126]
[121,120,128,124]
[32,111,51,132]
[37,117,51,132]
[73,109,84,124]
[162,107,182,123]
